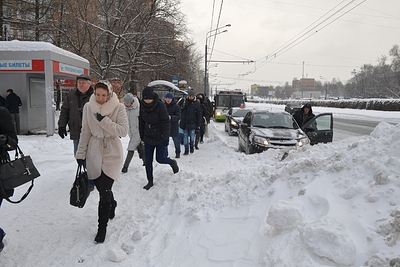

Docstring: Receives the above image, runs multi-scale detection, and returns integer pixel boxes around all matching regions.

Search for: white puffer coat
[76,92,129,180]
[125,96,141,151]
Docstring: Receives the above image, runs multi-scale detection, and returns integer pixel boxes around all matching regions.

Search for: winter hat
[95,80,113,95]
[123,93,134,103]
[142,87,155,100]
[165,92,174,99]
[303,103,312,109]
[76,74,91,81]
[188,89,195,96]
[196,94,203,100]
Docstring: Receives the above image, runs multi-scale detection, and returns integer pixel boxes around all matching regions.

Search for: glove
[76,159,84,166]
[162,139,169,147]
[96,113,105,121]
[58,127,67,139]
[0,134,7,146]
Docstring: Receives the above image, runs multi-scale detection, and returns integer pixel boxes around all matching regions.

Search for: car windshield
[288,103,301,108]
[232,109,251,117]
[252,113,297,129]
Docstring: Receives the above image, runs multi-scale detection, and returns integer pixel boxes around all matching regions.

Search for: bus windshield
[215,94,244,108]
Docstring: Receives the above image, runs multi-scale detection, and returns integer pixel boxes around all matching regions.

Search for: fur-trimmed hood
[88,92,120,116]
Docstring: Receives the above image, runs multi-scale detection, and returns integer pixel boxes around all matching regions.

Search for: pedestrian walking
[122,93,145,173]
[4,89,22,135]
[58,74,95,191]
[180,89,201,155]
[195,94,209,149]
[139,87,179,190]
[75,80,128,243]
[0,106,18,252]
[164,92,181,158]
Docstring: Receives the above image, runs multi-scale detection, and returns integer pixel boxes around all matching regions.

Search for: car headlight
[231,120,238,126]
[297,137,310,147]
[253,136,269,146]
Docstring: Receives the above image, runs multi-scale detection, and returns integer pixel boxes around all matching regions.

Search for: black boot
[95,201,111,243]
[109,192,117,220]
[143,180,153,190]
[190,146,194,153]
[170,159,179,174]
[122,151,134,172]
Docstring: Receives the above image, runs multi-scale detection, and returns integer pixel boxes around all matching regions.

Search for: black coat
[199,102,208,127]
[0,95,5,106]
[58,87,94,140]
[139,94,170,146]
[4,92,22,114]
[165,98,181,137]
[293,106,315,129]
[0,106,18,198]
[180,97,202,131]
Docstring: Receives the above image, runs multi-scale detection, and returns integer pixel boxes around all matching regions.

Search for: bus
[213,90,246,121]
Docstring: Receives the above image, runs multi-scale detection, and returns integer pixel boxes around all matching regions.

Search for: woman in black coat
[0,106,18,252]
[165,92,181,158]
[139,87,179,190]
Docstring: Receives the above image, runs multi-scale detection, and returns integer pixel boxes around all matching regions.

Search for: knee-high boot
[109,192,117,220]
[95,201,111,243]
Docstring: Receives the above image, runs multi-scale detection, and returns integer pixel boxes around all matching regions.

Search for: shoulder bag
[0,145,41,204]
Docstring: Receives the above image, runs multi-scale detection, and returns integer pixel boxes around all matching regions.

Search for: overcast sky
[180,0,400,93]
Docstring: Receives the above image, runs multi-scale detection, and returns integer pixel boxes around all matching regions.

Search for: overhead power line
[253,0,366,74]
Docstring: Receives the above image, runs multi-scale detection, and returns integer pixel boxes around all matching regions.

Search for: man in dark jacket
[165,92,181,158]
[4,89,22,134]
[57,74,94,190]
[195,94,209,149]
[293,103,315,130]
[139,87,179,190]
[0,95,5,106]
[0,106,18,252]
[180,89,201,155]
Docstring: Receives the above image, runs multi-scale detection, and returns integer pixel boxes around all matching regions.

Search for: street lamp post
[204,24,231,96]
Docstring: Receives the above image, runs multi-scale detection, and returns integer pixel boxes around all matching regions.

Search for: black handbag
[0,145,40,204]
[70,165,90,208]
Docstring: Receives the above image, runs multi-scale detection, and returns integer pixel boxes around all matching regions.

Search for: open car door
[302,113,333,145]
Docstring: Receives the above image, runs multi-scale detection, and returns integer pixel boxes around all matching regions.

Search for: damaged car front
[237,110,310,154]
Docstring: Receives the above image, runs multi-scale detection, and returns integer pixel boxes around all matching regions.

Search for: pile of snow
[1,109,400,266]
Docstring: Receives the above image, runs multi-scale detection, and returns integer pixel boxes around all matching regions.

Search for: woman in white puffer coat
[76,80,128,244]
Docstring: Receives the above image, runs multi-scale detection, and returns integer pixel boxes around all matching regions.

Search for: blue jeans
[73,140,94,187]
[172,135,181,155]
[183,129,195,150]
[144,142,173,182]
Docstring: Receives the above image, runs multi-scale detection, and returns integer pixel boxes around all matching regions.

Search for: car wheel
[228,126,233,136]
